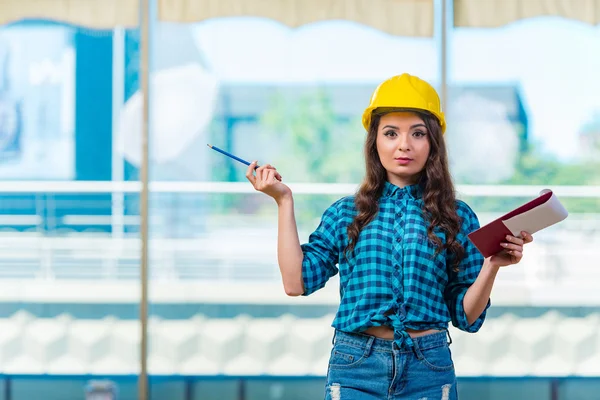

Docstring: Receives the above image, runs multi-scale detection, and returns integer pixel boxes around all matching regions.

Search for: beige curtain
[0,0,140,28]
[455,0,600,28]
[3,0,600,32]
[158,0,434,37]
[0,0,434,36]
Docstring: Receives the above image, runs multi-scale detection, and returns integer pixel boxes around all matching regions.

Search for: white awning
[0,0,435,37]
[157,0,435,37]
[455,0,600,28]
[0,0,140,29]
[2,1,598,33]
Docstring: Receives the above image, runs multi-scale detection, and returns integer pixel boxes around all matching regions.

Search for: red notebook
[468,189,568,258]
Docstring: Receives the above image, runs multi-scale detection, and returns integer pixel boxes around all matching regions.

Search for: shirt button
[396,237,401,243]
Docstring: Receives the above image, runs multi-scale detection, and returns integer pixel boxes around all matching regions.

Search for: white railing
[0,181,599,306]
[0,180,599,196]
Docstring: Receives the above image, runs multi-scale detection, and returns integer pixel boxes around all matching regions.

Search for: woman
[245,73,533,400]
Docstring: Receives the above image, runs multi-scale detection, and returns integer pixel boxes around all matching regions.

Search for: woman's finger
[265,168,276,184]
[265,165,282,181]
[501,244,523,253]
[245,161,282,191]
[506,235,524,246]
[500,242,523,252]
[521,231,534,243]
[255,164,267,183]
[245,161,257,185]
[507,250,523,259]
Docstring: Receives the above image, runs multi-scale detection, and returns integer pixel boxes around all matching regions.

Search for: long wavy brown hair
[345,110,464,271]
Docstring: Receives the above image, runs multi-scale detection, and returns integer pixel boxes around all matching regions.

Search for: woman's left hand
[489,231,534,268]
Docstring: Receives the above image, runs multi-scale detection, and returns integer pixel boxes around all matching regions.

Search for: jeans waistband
[333,329,451,353]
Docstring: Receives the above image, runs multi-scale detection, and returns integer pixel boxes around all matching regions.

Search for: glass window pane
[0,19,140,399]
[147,16,437,399]
[451,15,600,395]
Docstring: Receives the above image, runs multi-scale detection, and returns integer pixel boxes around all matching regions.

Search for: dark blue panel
[68,30,114,233]
[74,30,112,181]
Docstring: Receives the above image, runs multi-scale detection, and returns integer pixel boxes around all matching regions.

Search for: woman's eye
[413,130,426,137]
[384,130,397,137]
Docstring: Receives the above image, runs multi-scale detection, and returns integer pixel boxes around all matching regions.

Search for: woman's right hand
[245,161,292,204]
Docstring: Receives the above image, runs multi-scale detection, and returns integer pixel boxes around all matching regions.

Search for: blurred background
[0,0,599,399]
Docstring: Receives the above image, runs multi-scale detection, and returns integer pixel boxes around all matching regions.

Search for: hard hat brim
[362,107,446,134]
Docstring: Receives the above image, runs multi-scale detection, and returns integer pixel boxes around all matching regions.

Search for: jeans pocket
[328,341,367,369]
[418,344,454,372]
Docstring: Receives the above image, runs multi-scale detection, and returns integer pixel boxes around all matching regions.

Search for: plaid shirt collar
[382,180,423,200]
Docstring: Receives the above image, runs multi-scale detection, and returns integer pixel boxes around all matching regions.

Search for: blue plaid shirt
[301,181,490,347]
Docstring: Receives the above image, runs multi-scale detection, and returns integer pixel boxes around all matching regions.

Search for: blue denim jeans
[325,330,458,400]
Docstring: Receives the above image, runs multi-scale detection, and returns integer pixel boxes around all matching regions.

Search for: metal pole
[550,379,559,400]
[238,379,246,400]
[5,376,11,400]
[111,27,125,240]
[138,0,150,398]
[184,379,194,400]
[440,0,448,111]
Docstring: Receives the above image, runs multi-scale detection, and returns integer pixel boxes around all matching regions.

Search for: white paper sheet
[501,189,569,237]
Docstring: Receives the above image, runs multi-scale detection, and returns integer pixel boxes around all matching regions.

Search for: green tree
[259,89,365,226]
[465,137,600,214]
[578,111,600,163]
[260,89,364,183]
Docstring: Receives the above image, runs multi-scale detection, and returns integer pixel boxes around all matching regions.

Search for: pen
[207,144,258,169]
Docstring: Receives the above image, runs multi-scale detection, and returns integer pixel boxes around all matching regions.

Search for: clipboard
[468,189,569,258]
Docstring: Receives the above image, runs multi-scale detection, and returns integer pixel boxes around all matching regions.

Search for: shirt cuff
[453,290,491,333]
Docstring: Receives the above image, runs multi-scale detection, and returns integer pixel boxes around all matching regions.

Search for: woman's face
[376,111,431,187]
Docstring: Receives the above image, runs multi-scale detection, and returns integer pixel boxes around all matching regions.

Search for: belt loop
[445,328,453,345]
[412,337,424,360]
[363,335,375,358]
[332,330,337,345]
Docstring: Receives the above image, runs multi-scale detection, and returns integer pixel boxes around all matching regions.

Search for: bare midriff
[363,326,440,340]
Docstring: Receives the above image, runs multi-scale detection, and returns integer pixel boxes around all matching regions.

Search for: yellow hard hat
[362,73,446,134]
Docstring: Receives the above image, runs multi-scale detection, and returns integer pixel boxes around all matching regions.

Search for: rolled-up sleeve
[300,203,340,296]
[444,202,489,332]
